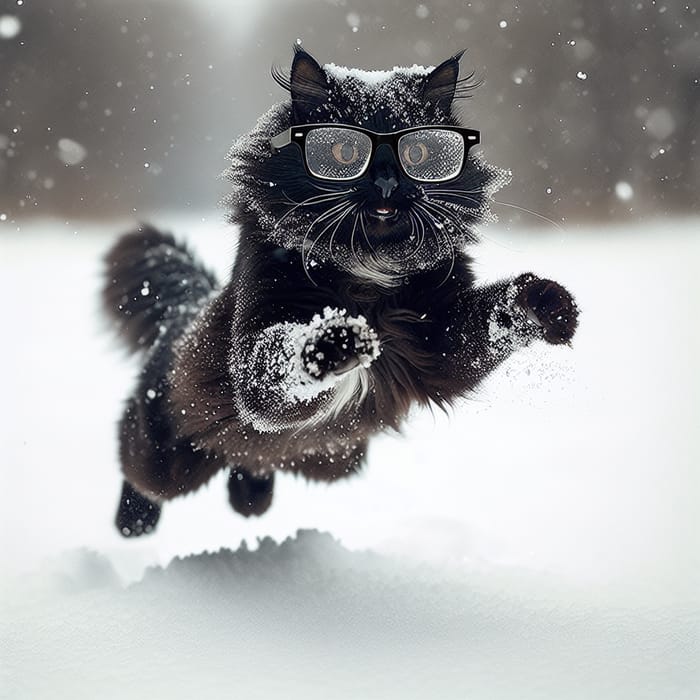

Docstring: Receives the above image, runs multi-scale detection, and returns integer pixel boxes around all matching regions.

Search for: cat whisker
[327,203,358,262]
[309,181,344,194]
[414,202,456,286]
[422,190,514,248]
[281,189,349,208]
[350,212,401,285]
[413,206,428,255]
[348,209,362,273]
[358,210,380,258]
[300,198,355,283]
[360,213,403,274]
[428,190,564,235]
[422,198,473,237]
[405,210,426,260]
[491,200,564,231]
[428,187,485,197]
[307,202,356,265]
[276,189,354,228]
[423,199,474,256]
[392,210,426,262]
[420,199,460,230]
[424,190,482,209]
[412,205,445,268]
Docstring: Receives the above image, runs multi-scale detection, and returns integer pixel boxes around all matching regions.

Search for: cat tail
[102,224,218,353]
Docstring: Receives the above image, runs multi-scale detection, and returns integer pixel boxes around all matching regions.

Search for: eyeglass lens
[305,127,373,180]
[303,127,466,182]
[397,130,464,182]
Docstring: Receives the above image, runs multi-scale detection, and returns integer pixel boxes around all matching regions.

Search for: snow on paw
[300,307,380,380]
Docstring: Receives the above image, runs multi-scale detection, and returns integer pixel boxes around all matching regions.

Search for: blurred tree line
[0,0,697,224]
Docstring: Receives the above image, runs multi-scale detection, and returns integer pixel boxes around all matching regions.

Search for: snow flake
[57,138,87,166]
[615,182,634,201]
[346,12,360,30]
[572,38,595,61]
[0,15,22,40]
[512,67,528,85]
[416,4,430,19]
[644,108,675,140]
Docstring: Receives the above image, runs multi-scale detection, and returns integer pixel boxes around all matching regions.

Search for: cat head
[225,47,509,286]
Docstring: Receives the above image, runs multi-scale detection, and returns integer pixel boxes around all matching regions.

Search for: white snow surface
[1,216,699,698]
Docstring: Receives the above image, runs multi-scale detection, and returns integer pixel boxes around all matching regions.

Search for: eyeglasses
[270,124,480,183]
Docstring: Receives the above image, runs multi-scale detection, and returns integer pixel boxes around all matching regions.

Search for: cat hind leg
[227,469,275,517]
[115,480,161,537]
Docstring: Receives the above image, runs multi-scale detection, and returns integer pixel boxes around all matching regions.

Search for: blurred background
[1,0,698,225]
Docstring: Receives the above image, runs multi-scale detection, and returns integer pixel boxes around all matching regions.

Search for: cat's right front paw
[301,307,381,379]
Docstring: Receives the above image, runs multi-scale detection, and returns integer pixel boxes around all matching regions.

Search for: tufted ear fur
[290,47,330,121]
[423,51,464,114]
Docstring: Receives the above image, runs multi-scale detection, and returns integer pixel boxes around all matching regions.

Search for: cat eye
[270,124,480,183]
[402,142,429,167]
[332,141,359,165]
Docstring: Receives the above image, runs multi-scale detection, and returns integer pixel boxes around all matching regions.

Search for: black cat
[104,48,578,537]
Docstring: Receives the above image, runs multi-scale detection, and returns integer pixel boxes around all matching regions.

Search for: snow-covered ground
[1,216,698,698]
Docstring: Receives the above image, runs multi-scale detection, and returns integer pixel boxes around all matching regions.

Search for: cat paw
[514,275,579,344]
[301,307,381,379]
[228,469,274,517]
[115,481,161,537]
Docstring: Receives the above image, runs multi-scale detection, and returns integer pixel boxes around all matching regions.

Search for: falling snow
[0,14,21,39]
[644,107,676,141]
[56,138,87,166]
[615,181,634,201]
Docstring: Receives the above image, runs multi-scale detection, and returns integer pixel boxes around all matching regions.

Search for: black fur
[104,50,578,537]
[228,469,275,518]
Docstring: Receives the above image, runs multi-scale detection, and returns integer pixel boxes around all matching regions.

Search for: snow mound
[3,530,698,700]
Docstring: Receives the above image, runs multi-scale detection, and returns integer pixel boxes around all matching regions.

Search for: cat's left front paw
[514,275,579,344]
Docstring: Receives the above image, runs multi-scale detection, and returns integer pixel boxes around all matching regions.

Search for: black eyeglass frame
[270,124,481,183]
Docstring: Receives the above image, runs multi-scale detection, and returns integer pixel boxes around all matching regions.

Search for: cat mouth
[367,205,399,222]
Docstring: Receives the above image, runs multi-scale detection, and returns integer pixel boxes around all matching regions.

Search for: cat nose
[374,176,398,199]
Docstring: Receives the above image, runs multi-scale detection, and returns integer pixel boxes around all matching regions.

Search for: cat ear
[423,51,464,114]
[290,47,329,120]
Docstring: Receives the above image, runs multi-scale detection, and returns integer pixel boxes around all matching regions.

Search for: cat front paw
[301,307,381,379]
[514,275,579,344]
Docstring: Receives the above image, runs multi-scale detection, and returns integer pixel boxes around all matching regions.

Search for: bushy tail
[103,224,218,352]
